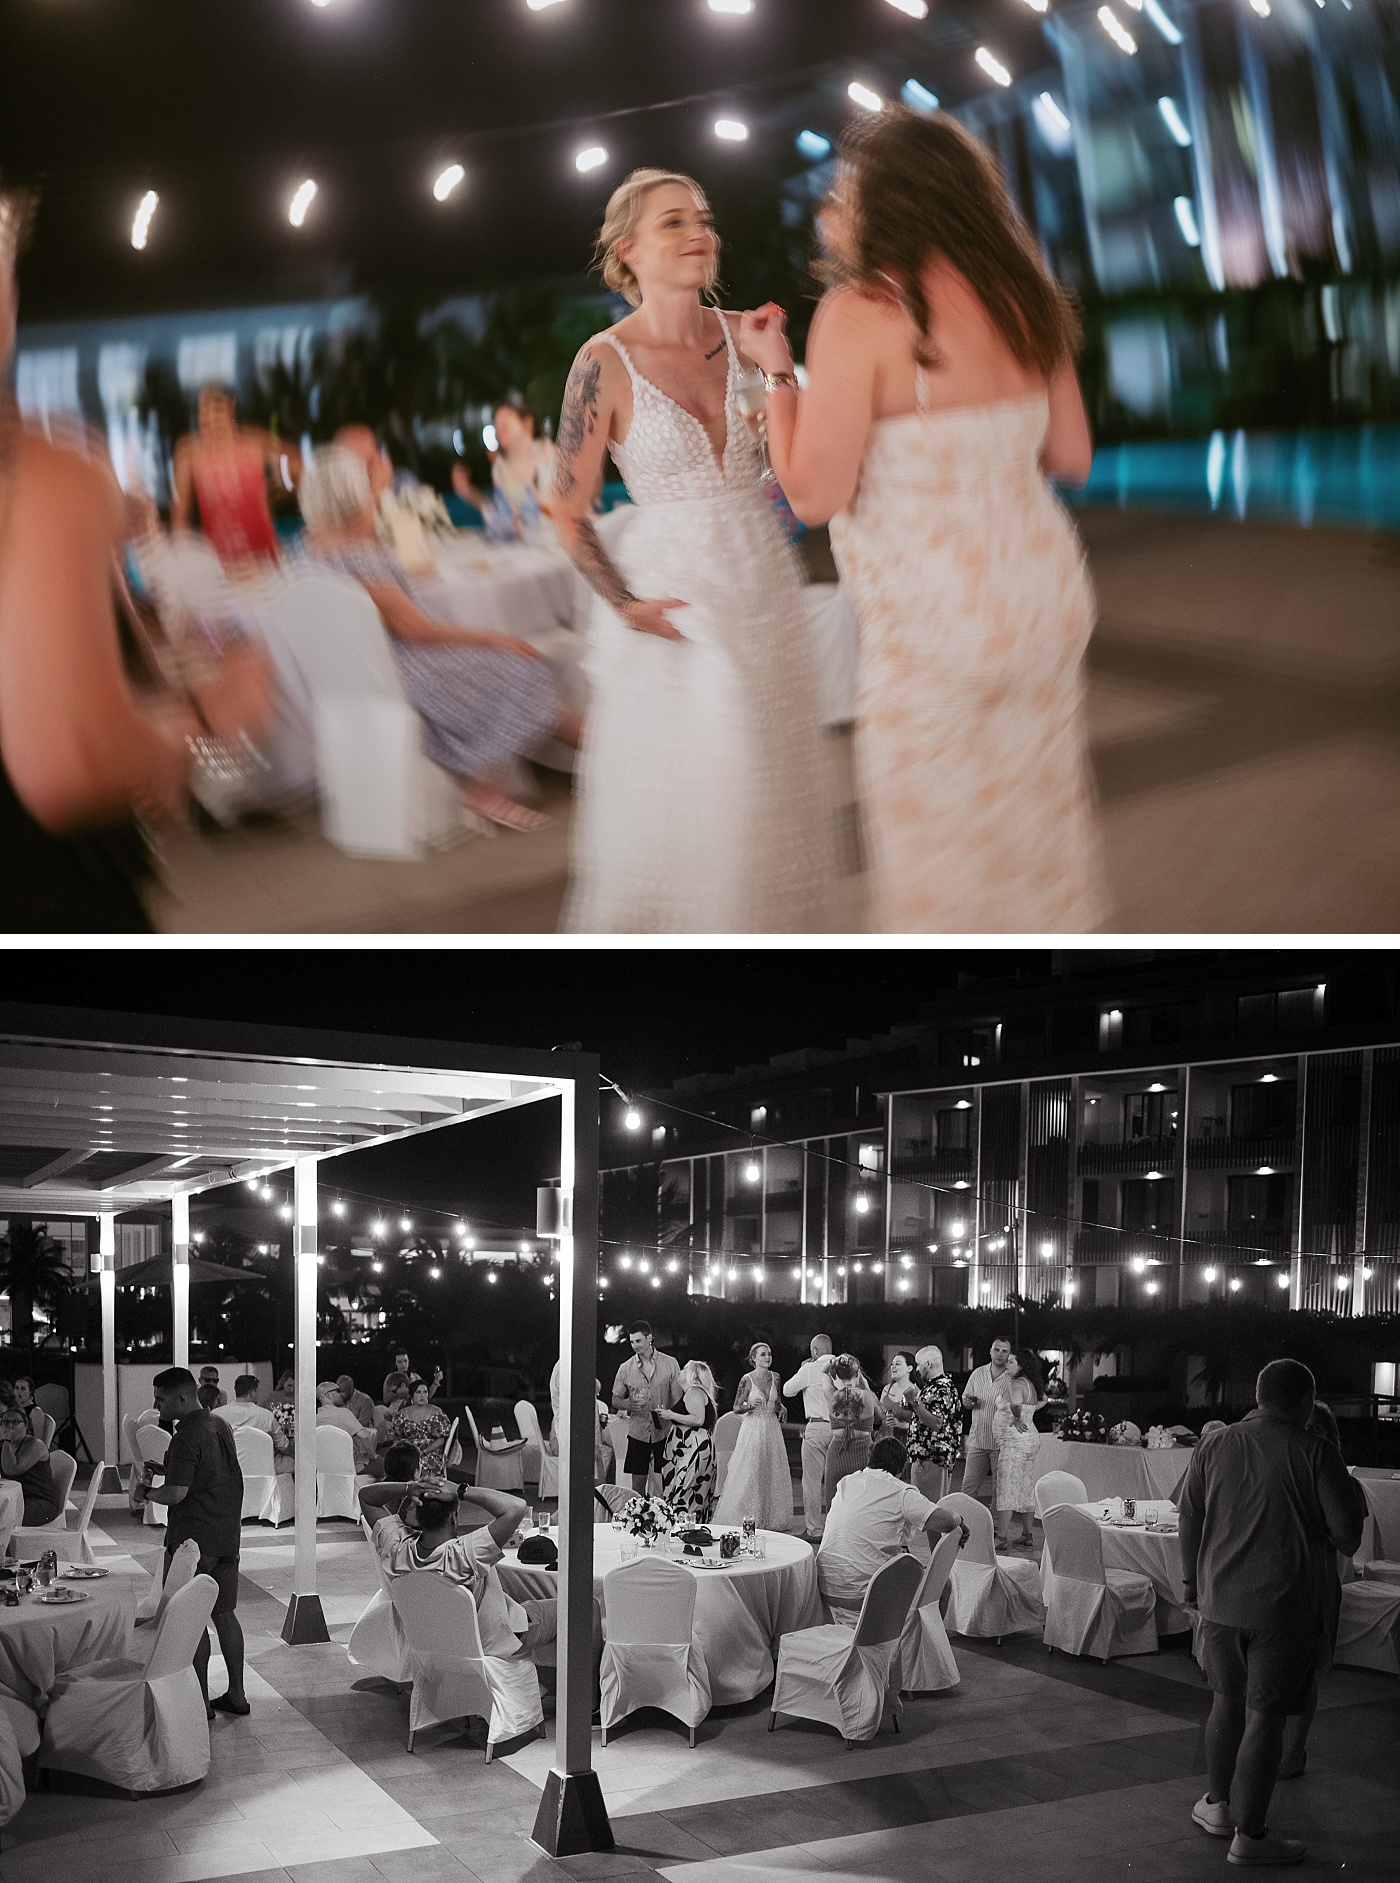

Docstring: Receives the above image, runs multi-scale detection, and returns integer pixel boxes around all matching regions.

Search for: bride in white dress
[552,169,833,933]
[713,1342,794,1532]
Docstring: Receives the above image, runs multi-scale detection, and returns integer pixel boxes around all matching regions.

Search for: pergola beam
[21,1149,87,1187]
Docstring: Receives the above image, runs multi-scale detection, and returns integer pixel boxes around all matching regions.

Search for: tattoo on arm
[572,517,637,616]
[554,350,602,501]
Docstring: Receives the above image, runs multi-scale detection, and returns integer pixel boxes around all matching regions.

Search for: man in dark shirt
[1179,1358,1366,1867]
[136,1366,248,1717]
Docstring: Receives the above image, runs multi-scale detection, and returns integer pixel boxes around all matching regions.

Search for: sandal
[460,787,553,833]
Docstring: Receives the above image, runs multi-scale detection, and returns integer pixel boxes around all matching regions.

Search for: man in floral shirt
[905,1345,964,1501]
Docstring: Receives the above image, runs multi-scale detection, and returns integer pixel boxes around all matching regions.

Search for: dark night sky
[12,947,1047,1234]
[3,0,1054,321]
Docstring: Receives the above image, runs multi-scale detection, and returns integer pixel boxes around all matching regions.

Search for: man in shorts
[137,1365,248,1717]
[1179,1358,1366,1867]
[611,1320,681,1496]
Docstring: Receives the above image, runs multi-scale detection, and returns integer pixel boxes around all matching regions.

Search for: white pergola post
[283,1155,328,1644]
[99,1212,119,1486]
[533,1062,613,1859]
[171,1191,190,1373]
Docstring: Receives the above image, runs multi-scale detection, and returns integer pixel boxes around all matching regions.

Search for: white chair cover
[899,1527,963,1696]
[1335,1580,1400,1676]
[1034,1470,1089,1517]
[30,1410,57,1450]
[120,1414,143,1485]
[771,1552,924,1745]
[462,1406,526,1492]
[347,1517,413,1684]
[712,1412,743,1497]
[11,1457,103,1565]
[1041,1506,1158,1661]
[135,1425,170,1529]
[515,1399,559,1499]
[389,1571,542,1754]
[599,1557,711,1745]
[41,1575,218,1793]
[135,1536,201,1626]
[939,1494,1044,1641]
[234,1426,294,1526]
[0,1706,26,1829]
[0,1694,39,1760]
[315,1424,362,1521]
[262,569,469,860]
[136,1409,161,1427]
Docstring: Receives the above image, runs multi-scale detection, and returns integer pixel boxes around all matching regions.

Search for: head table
[0,1554,146,1708]
[1031,1436,1192,1504]
[497,1525,821,1706]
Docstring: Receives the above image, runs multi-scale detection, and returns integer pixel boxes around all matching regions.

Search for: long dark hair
[1013,1350,1045,1397]
[826,107,1079,377]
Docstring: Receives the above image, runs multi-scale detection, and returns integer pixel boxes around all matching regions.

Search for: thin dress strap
[914,360,930,415]
[713,306,740,374]
[596,330,641,388]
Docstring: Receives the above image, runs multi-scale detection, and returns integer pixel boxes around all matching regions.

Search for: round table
[414,542,579,643]
[498,1527,821,1705]
[0,1560,142,1706]
[1032,1437,1192,1503]
[1353,1469,1400,1561]
[1076,1501,1190,1635]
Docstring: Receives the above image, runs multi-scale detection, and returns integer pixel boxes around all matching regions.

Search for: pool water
[1073,426,1400,532]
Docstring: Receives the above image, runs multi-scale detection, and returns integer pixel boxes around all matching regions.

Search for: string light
[847,82,883,112]
[288,179,318,228]
[901,79,939,113]
[130,190,158,250]
[715,119,749,141]
[433,163,466,202]
[885,0,929,16]
[709,0,754,12]
[576,147,608,174]
[1098,7,1138,53]
[975,48,1012,86]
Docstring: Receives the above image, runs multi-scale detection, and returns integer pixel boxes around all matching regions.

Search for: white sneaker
[1228,1830,1306,1866]
[1192,1795,1235,1838]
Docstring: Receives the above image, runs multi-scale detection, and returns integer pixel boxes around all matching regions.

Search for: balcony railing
[890,1150,976,1182]
[1186,1132,1295,1171]
[1074,1226,1177,1261]
[1190,1225,1292,1253]
[1078,1137,1177,1176]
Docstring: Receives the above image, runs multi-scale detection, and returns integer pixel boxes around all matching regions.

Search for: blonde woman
[552,168,833,933]
[742,109,1106,934]
[658,1359,719,1520]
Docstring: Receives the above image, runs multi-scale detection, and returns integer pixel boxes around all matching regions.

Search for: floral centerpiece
[619,1494,681,1546]
[1109,1419,1144,1447]
[1062,1406,1108,1443]
[378,483,455,573]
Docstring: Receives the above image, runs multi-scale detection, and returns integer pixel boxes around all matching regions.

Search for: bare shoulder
[811,284,906,344]
[11,428,122,539]
[565,334,625,402]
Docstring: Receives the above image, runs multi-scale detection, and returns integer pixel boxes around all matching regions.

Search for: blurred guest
[992,1351,1044,1547]
[337,1374,377,1430]
[10,1377,43,1441]
[823,1355,882,1505]
[0,1404,59,1524]
[491,396,557,533]
[172,384,299,567]
[269,1369,296,1408]
[905,1345,963,1503]
[383,1351,439,1403]
[743,107,1105,934]
[1278,1399,1346,1782]
[0,191,271,934]
[334,425,395,508]
[297,446,577,831]
[316,1381,378,1475]
[447,461,489,530]
[197,1383,221,1413]
[217,1375,291,1461]
[198,1366,227,1410]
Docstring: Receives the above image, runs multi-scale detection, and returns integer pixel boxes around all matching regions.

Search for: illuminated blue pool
[1074,426,1400,531]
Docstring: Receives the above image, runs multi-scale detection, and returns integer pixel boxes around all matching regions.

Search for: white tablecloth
[1354,1470,1400,1560]
[1075,1502,1190,1634]
[0,1555,144,1706]
[415,541,580,644]
[1032,1437,1191,1503]
[498,1527,820,1706]
[0,1484,24,1558]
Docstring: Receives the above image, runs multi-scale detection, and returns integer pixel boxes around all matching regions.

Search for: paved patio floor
[6,1496,1396,1883]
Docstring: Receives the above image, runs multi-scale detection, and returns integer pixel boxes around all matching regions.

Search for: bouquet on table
[619,1495,681,1545]
[1109,1420,1144,1448]
[379,483,455,572]
[831,1385,864,1431]
[1062,1407,1108,1443]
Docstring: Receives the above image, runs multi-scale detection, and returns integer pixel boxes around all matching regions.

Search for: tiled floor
[7,1500,1396,1883]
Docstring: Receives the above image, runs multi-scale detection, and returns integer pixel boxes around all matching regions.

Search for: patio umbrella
[80,1255,265,1289]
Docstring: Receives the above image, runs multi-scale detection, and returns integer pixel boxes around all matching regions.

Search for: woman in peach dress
[743,109,1107,933]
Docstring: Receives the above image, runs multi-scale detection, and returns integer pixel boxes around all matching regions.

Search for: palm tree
[0,1221,72,1352]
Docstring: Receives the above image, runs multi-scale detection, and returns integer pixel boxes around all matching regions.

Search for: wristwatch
[762,370,800,394]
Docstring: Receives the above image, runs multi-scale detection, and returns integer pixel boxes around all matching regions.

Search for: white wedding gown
[562,310,835,933]
[713,1375,794,1532]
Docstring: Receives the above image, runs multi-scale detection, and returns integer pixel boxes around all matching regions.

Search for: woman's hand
[739,305,796,379]
[622,598,689,642]
[465,630,548,661]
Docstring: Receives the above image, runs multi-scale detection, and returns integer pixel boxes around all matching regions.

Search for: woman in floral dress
[385,1380,453,1477]
[905,1344,963,1502]
[992,1352,1045,1546]
[658,1360,719,1521]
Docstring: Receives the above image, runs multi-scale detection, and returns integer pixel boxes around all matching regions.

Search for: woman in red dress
[172,384,300,566]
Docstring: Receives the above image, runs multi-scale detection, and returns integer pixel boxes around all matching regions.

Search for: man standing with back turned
[784,1334,835,1542]
[1180,1358,1366,1867]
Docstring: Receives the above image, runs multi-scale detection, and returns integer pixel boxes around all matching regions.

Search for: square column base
[531,1769,614,1857]
[281,1593,330,1645]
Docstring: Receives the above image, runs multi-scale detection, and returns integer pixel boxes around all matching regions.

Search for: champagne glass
[734,368,777,486]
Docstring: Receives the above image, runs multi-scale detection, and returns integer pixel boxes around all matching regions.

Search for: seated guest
[217,1375,291,1461]
[269,1400,296,1473]
[0,1404,61,1525]
[384,1379,454,1477]
[816,1437,964,1615]
[363,1478,557,1666]
[10,1377,44,1440]
[490,396,557,534]
[358,1441,422,1519]
[269,1370,296,1408]
[447,460,489,529]
[337,1374,377,1431]
[316,1382,379,1474]
[197,1383,222,1413]
[297,446,579,832]
[198,1367,228,1410]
